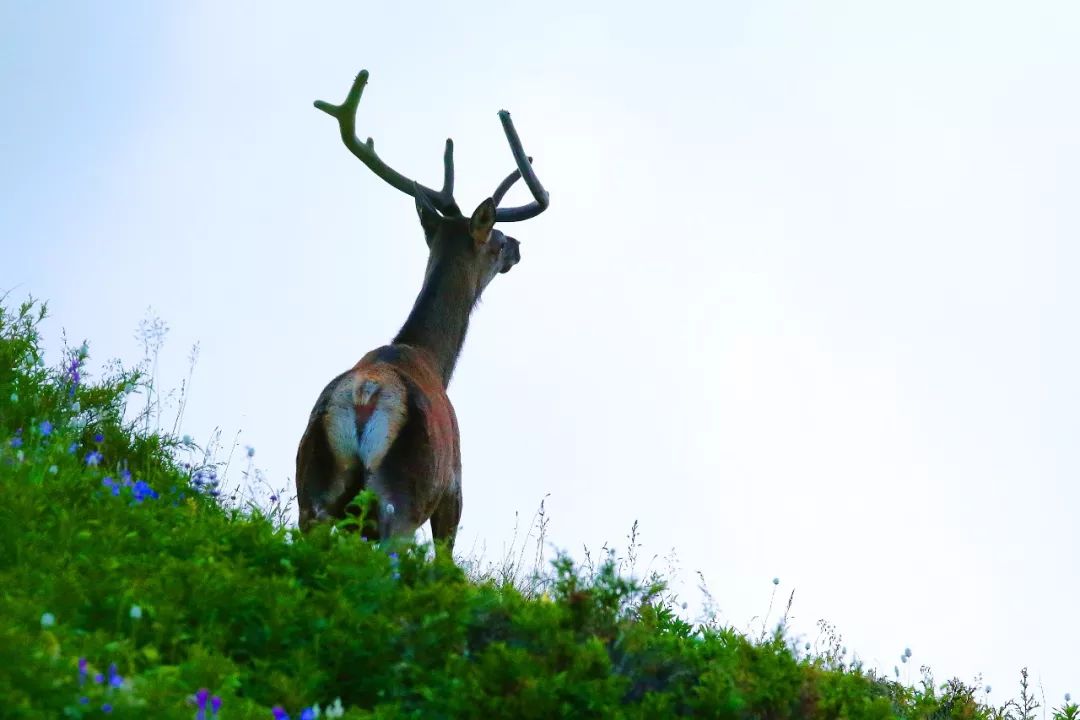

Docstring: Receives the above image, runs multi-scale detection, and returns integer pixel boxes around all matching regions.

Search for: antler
[315,69,549,222]
[492,111,550,222]
[314,70,458,215]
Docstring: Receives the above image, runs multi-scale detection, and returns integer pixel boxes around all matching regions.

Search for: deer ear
[415,195,442,241]
[469,198,497,245]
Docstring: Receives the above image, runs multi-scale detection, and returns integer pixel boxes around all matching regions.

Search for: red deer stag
[296,69,549,558]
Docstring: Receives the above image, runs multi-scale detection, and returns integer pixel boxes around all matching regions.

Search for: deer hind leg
[429,483,462,559]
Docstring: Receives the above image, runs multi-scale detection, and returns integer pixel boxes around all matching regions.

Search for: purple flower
[194,688,210,718]
[39,420,53,436]
[272,706,290,720]
[211,695,222,716]
[94,673,104,684]
[94,432,104,444]
[270,495,279,503]
[78,657,87,685]
[68,356,81,396]
[85,450,103,467]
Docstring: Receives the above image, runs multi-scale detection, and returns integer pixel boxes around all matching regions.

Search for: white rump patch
[357,382,406,472]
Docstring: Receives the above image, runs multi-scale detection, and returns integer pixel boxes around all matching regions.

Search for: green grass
[1,296,1075,720]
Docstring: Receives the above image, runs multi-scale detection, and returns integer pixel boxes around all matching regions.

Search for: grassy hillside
[0,297,1073,719]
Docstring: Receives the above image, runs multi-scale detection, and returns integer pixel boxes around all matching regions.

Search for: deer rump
[296,344,461,539]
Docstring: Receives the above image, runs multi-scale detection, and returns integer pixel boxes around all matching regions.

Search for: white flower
[129,605,143,620]
[48,465,58,475]
[40,612,56,628]
[385,502,396,515]
[325,698,345,718]
[9,393,17,403]
[71,401,80,413]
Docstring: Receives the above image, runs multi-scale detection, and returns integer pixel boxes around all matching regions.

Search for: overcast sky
[4,0,1078,704]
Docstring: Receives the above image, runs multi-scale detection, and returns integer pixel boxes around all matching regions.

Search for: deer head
[315,69,546,312]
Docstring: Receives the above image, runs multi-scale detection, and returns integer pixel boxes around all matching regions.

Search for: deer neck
[393,260,475,386]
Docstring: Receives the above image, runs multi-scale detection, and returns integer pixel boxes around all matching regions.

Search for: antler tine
[493,111,549,222]
[491,156,533,207]
[314,70,457,214]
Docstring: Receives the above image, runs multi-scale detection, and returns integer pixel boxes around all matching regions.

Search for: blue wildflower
[9,436,21,449]
[94,673,104,684]
[79,696,89,705]
[85,450,103,467]
[272,706,290,720]
[102,703,112,713]
[103,477,121,496]
[108,663,122,688]
[68,442,78,454]
[78,657,87,686]
[132,480,158,503]
[94,432,104,444]
[195,688,209,719]
[301,708,316,720]
[39,420,53,436]
[120,468,132,485]
[211,695,222,716]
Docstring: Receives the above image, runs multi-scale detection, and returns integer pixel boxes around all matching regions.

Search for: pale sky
[4,0,1078,704]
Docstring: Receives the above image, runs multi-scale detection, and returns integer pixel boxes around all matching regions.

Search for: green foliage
[0,296,1060,718]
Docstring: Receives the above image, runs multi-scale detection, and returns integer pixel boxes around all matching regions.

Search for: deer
[295,69,549,560]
